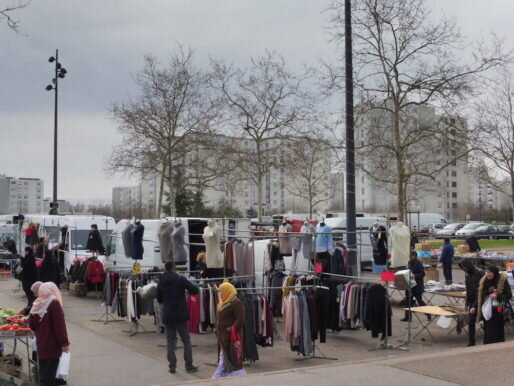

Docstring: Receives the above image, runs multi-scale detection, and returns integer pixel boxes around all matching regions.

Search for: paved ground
[0,266,513,385]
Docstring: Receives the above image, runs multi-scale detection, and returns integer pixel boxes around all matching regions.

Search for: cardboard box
[457,244,470,253]
[424,267,439,282]
[69,282,87,297]
[415,243,431,251]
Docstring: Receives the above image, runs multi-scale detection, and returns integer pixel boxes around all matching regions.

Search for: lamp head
[45,85,53,91]
[48,56,55,63]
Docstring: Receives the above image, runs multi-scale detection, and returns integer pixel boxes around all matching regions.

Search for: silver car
[435,223,465,238]
[456,223,488,238]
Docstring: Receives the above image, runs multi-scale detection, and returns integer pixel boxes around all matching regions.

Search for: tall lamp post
[45,50,68,215]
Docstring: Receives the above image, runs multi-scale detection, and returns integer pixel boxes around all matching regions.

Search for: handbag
[501,300,513,322]
[229,326,243,369]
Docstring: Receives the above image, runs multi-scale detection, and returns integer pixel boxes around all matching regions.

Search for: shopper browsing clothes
[401,251,429,322]
[21,247,38,310]
[439,238,454,284]
[458,258,484,346]
[86,224,104,258]
[29,282,69,386]
[157,260,199,374]
[476,265,512,344]
[212,283,246,379]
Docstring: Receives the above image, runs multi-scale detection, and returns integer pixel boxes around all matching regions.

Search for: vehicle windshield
[444,224,459,230]
[70,230,111,251]
[435,224,445,229]
[476,225,489,232]
[42,226,61,244]
[462,223,482,230]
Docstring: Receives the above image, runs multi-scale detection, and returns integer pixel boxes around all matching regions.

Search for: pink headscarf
[30,282,63,316]
[30,281,43,296]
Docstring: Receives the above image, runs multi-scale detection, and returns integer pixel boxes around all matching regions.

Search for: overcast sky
[1,0,513,201]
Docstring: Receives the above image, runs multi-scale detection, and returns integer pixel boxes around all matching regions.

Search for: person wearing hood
[476,265,512,344]
[21,246,38,310]
[458,258,484,346]
[157,261,199,374]
[29,282,69,385]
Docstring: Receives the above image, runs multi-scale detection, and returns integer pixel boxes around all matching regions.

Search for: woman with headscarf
[29,282,69,386]
[212,283,246,379]
[476,265,512,344]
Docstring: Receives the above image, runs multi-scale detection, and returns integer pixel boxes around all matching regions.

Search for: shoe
[186,366,199,373]
[169,368,176,374]
[467,342,475,347]
[400,317,410,322]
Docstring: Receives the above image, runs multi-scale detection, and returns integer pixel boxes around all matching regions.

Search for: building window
[452,182,457,188]
[452,192,457,198]
[447,203,450,209]
[451,171,457,177]
[451,161,457,166]
[361,188,365,195]
[452,203,458,208]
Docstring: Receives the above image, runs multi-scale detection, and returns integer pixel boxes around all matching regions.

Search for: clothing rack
[319,272,402,351]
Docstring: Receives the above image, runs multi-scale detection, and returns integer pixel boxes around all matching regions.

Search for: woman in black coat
[20,246,38,309]
[476,265,512,344]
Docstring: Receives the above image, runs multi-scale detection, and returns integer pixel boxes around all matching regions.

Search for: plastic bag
[482,298,493,321]
[229,326,243,369]
[56,352,71,380]
[437,315,452,329]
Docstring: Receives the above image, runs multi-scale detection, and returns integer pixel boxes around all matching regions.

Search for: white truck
[407,213,447,231]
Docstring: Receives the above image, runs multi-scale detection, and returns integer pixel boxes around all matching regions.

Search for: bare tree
[284,137,334,219]
[1,0,29,32]
[474,63,514,217]
[106,46,220,216]
[326,0,505,222]
[210,51,313,220]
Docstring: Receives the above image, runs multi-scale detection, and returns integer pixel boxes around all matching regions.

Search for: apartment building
[0,175,44,214]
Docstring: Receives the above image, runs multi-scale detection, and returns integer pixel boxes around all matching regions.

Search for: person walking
[20,247,38,310]
[212,283,246,379]
[40,248,62,287]
[440,238,454,284]
[476,265,512,344]
[401,251,429,321]
[157,260,199,374]
[29,282,69,386]
[86,224,104,258]
[458,258,484,346]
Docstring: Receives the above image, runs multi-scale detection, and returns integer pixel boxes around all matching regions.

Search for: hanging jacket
[87,260,106,284]
[131,224,144,260]
[315,225,334,254]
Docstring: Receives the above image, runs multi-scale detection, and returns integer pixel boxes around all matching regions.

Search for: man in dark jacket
[86,224,104,258]
[466,236,481,252]
[157,261,199,374]
[458,258,484,346]
[440,238,454,284]
[401,251,429,321]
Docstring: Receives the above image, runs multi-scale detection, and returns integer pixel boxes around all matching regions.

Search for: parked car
[468,224,505,239]
[494,225,512,239]
[435,223,466,238]
[455,222,488,238]
[423,223,446,234]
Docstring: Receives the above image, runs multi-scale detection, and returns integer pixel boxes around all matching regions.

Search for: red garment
[29,300,69,359]
[188,294,200,334]
[86,260,105,284]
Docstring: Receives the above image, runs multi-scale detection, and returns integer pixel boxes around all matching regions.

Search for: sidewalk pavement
[163,339,514,386]
[0,288,196,386]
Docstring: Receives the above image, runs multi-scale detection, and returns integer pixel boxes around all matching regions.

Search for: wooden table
[424,290,466,305]
[405,305,468,343]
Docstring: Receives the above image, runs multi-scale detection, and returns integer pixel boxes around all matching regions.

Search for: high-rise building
[112,185,142,219]
[0,175,44,214]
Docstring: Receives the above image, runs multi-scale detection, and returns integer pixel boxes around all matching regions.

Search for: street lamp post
[45,49,68,215]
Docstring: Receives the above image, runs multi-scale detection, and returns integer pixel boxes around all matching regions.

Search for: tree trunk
[393,106,407,223]
[167,156,176,217]
[157,161,167,218]
[256,140,263,221]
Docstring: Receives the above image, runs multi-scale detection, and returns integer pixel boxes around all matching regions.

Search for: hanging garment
[300,223,316,260]
[172,222,188,263]
[131,224,145,260]
[315,225,334,254]
[369,225,388,265]
[121,223,134,258]
[86,260,105,284]
[389,223,410,267]
[233,240,246,275]
[158,222,174,263]
[278,224,293,256]
[203,221,224,268]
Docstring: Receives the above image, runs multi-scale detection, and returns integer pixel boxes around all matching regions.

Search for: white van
[61,215,116,274]
[108,217,251,271]
[407,213,447,230]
